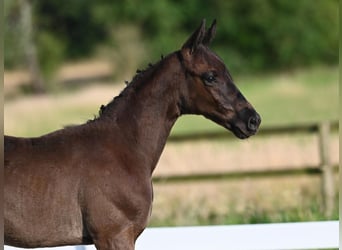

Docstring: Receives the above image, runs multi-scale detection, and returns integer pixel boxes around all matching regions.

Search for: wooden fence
[153,120,339,217]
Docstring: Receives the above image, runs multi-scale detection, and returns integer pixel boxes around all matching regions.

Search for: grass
[149,175,339,227]
[4,84,118,137]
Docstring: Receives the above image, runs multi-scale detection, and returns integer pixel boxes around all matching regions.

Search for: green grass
[149,175,339,227]
[150,200,339,227]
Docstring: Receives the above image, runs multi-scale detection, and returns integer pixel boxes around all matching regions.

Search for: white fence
[4,221,339,250]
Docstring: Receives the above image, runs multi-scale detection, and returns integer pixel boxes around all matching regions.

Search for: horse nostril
[247,115,261,132]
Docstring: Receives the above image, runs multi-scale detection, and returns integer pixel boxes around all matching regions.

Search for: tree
[20,0,45,93]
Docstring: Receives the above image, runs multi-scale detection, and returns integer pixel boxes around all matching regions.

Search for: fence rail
[153,165,338,183]
[4,221,339,250]
[157,120,339,182]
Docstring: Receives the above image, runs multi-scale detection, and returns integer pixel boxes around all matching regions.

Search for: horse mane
[88,54,168,123]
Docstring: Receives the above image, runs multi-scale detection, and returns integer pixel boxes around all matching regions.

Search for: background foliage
[5,0,339,75]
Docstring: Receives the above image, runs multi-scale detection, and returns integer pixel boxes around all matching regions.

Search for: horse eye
[202,72,216,85]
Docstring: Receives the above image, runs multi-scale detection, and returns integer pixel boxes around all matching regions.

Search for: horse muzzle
[226,110,261,139]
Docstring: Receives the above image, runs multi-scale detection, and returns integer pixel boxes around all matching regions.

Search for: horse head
[178,19,261,139]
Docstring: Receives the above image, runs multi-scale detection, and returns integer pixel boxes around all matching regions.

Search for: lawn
[149,175,339,227]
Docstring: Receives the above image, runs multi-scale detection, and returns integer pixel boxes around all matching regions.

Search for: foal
[4,20,260,250]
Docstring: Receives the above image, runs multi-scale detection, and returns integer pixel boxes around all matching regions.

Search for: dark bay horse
[4,20,261,250]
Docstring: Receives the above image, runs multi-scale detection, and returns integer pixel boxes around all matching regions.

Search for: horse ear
[181,19,206,54]
[203,19,217,46]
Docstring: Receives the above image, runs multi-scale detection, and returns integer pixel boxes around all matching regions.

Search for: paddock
[4,221,339,250]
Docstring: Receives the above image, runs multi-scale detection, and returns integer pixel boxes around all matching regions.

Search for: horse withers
[4,19,260,250]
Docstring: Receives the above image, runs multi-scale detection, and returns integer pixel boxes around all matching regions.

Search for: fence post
[318,121,334,217]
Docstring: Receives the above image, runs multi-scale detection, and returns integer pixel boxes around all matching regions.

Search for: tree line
[5,0,338,91]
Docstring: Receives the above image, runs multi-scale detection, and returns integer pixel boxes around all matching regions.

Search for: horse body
[4,20,261,250]
[5,54,181,248]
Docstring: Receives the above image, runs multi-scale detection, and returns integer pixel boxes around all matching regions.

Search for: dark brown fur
[4,20,260,250]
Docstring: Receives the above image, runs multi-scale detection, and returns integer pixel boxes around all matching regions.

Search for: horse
[4,19,261,250]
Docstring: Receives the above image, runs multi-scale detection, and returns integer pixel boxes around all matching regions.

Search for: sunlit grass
[4,84,120,137]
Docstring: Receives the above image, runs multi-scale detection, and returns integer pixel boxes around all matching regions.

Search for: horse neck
[99,52,184,172]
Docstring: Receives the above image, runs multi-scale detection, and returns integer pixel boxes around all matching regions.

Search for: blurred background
[4,0,339,226]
